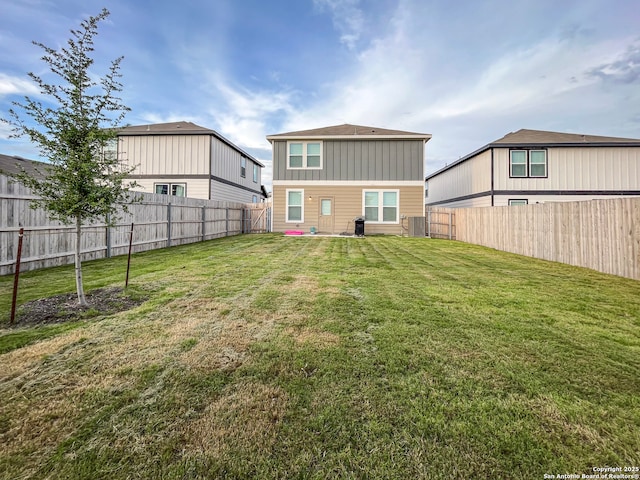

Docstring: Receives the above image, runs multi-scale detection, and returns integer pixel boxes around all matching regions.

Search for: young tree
[2,8,136,306]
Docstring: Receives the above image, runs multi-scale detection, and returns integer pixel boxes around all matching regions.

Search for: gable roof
[0,153,47,177]
[493,128,640,145]
[118,121,264,167]
[267,123,432,142]
[426,128,640,180]
[118,121,214,136]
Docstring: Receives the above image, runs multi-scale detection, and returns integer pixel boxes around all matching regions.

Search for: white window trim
[509,150,528,178]
[287,141,323,170]
[286,188,304,223]
[362,189,400,224]
[509,149,547,178]
[529,149,547,178]
[154,182,187,197]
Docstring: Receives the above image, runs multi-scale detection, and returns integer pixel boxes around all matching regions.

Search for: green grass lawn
[1,234,639,479]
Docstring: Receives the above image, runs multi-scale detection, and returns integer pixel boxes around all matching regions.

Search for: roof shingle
[267,123,431,140]
[493,129,640,145]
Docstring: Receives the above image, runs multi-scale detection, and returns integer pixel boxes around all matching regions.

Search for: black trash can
[354,217,365,236]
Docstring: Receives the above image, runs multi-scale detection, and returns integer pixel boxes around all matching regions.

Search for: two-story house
[267,124,432,235]
[425,129,640,207]
[115,121,266,203]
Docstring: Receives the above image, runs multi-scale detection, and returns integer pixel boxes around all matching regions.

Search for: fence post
[202,205,206,242]
[242,208,247,234]
[448,212,452,240]
[105,213,112,258]
[10,228,25,325]
[427,209,431,238]
[225,207,229,236]
[167,202,172,247]
[125,223,134,288]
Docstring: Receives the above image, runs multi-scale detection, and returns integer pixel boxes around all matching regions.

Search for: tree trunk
[75,216,88,306]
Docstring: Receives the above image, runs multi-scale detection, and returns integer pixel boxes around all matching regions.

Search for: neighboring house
[266,123,432,235]
[0,153,44,178]
[425,129,640,207]
[116,121,266,203]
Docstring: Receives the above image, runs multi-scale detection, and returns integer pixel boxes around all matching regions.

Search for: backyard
[1,234,639,479]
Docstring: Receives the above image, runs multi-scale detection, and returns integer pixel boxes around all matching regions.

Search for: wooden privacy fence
[1,175,271,275]
[430,198,640,281]
[426,208,456,239]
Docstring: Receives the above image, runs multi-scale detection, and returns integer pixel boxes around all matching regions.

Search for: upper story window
[102,138,118,161]
[510,149,547,178]
[288,141,322,169]
[241,157,247,178]
[253,164,259,183]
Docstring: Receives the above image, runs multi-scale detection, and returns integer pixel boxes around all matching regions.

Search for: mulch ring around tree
[10,287,146,327]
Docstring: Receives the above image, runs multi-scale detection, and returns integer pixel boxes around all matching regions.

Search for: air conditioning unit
[408,217,426,237]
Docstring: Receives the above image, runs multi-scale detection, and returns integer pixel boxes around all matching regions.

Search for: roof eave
[493,141,640,148]
[267,134,432,143]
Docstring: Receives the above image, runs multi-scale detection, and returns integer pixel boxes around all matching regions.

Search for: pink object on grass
[285,230,304,235]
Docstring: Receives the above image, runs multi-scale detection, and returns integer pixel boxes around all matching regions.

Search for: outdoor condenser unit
[408,217,426,237]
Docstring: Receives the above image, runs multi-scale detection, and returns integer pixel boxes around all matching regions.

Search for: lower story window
[363,190,399,223]
[508,199,528,206]
[155,183,186,197]
[286,189,304,222]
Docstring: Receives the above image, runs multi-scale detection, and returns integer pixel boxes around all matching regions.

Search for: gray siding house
[117,121,266,202]
[426,129,640,207]
[267,123,432,234]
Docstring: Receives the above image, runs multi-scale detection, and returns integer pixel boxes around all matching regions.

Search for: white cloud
[313,0,365,50]
[208,77,295,150]
[0,73,39,97]
[271,1,640,175]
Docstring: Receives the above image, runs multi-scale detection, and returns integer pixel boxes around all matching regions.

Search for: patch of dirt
[11,287,146,327]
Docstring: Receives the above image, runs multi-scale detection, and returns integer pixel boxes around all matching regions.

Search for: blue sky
[1,0,639,191]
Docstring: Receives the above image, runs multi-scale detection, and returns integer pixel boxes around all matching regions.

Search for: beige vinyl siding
[273,184,424,235]
[273,140,424,181]
[494,146,640,191]
[210,137,261,190]
[131,177,211,200]
[426,150,492,205]
[120,135,210,175]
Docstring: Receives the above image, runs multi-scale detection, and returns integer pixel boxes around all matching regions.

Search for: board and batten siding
[210,137,262,192]
[272,140,424,181]
[272,184,424,235]
[494,146,640,191]
[426,150,492,205]
[120,135,210,175]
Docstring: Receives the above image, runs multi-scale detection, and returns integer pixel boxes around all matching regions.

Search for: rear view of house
[116,121,266,203]
[426,129,640,207]
[267,124,431,235]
